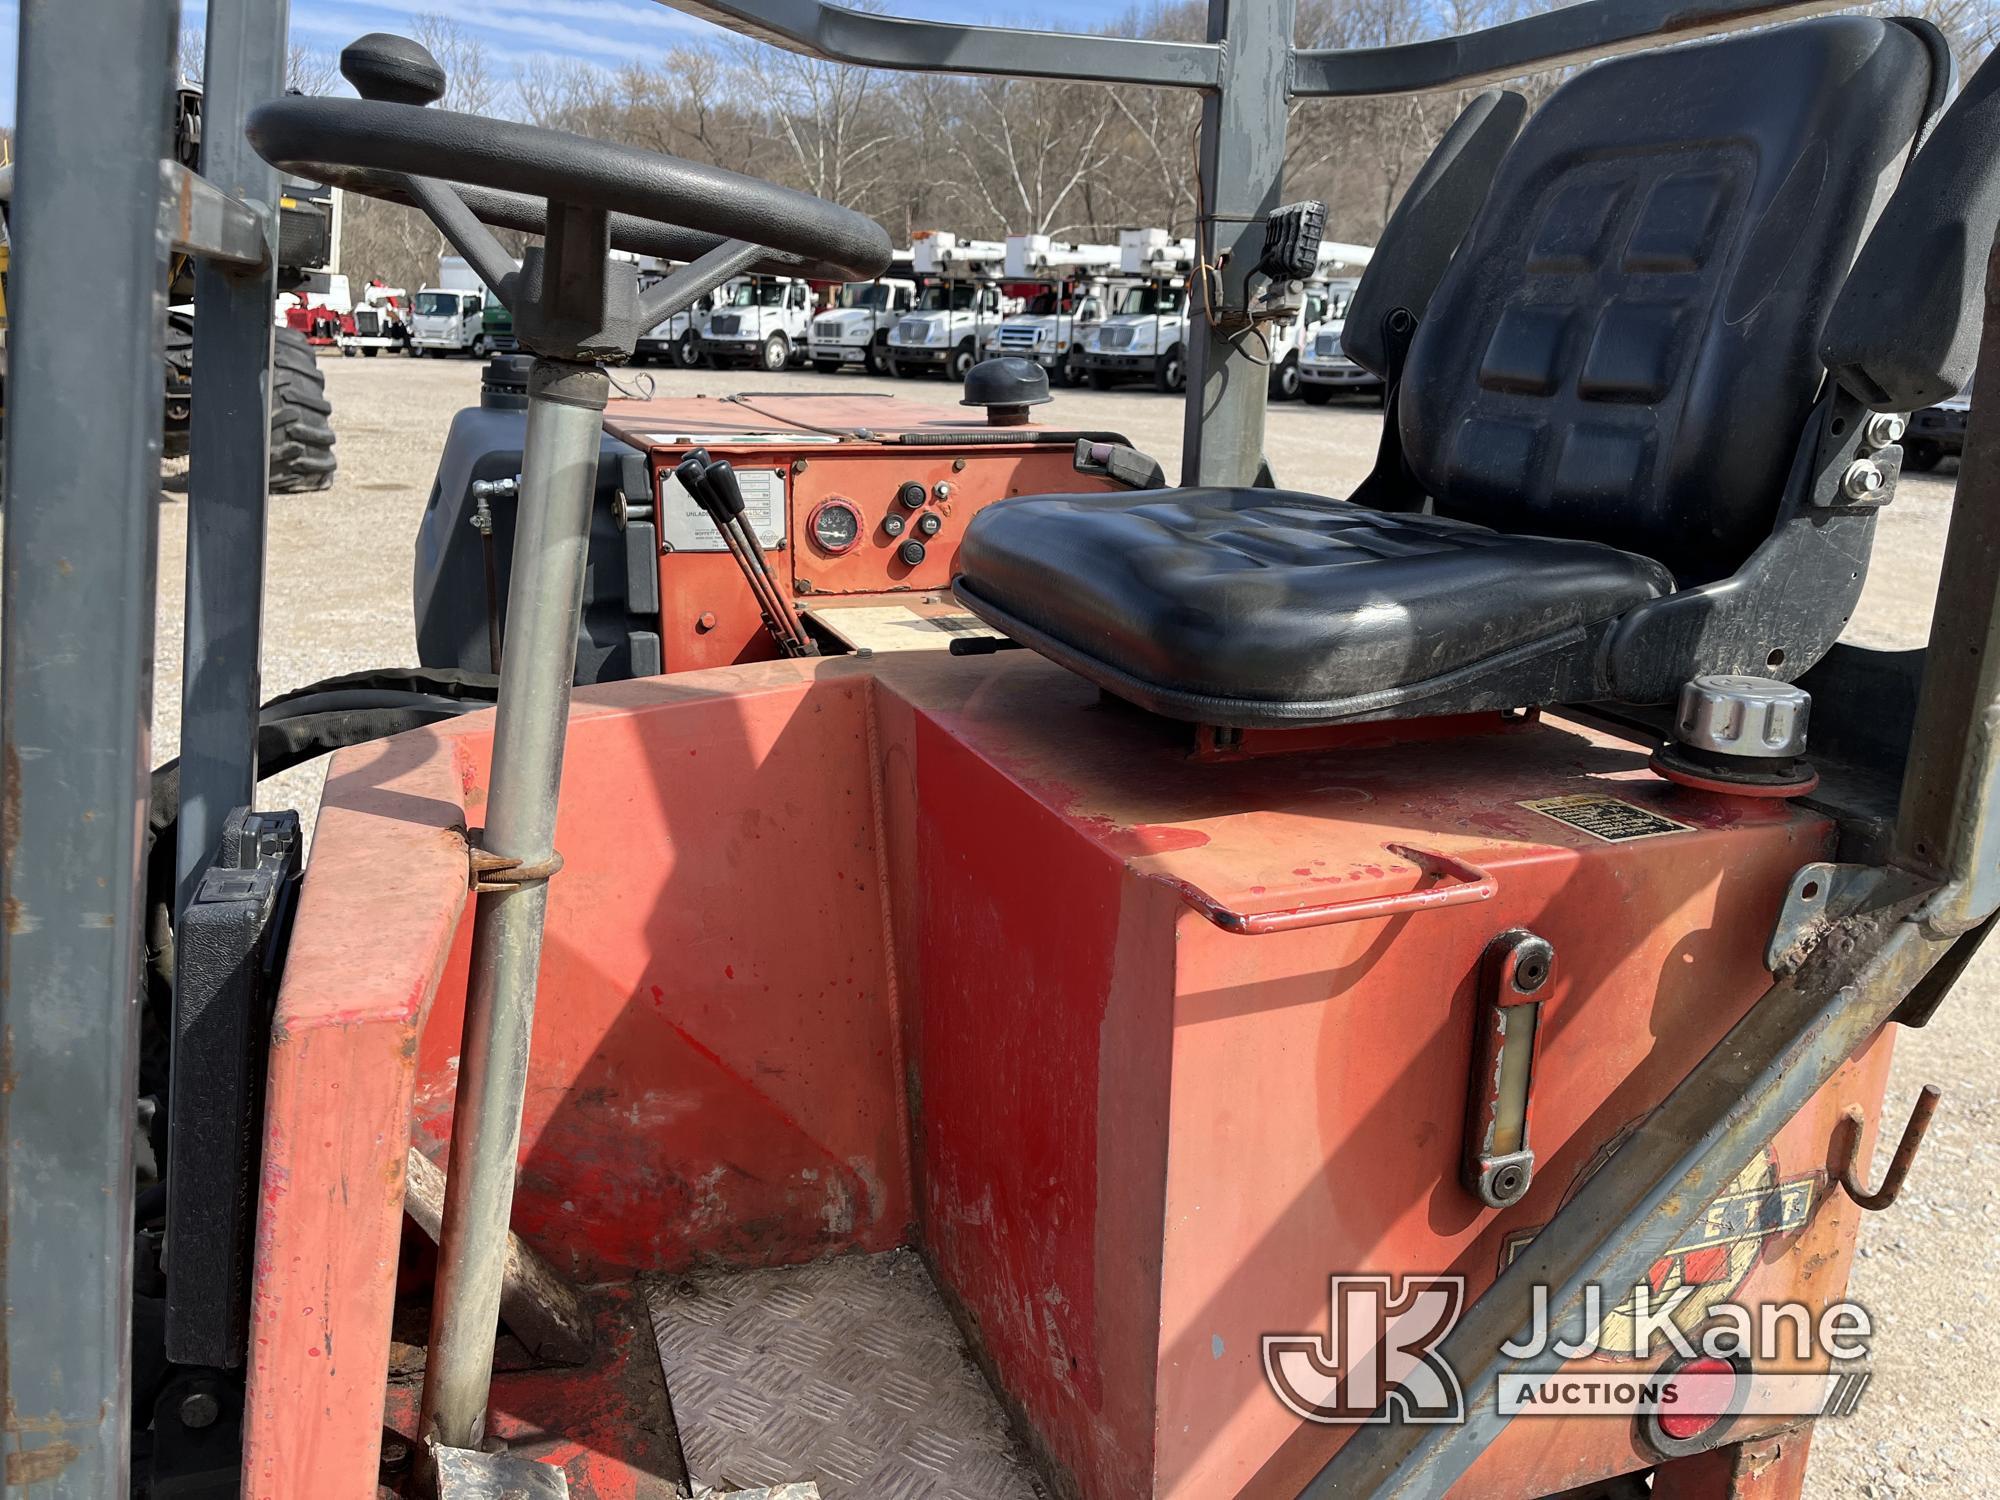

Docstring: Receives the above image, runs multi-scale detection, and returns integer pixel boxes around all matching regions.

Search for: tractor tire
[1269,353,1301,401]
[1300,382,1333,406]
[268,327,337,493]
[1902,438,1944,473]
[162,314,195,461]
[1153,346,1186,394]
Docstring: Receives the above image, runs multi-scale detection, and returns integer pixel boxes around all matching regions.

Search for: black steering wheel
[244,33,891,351]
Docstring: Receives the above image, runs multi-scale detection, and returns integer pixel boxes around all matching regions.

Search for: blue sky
[1,0,1139,123]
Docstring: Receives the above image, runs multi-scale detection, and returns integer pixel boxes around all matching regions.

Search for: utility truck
[410,255,494,357]
[1262,241,1374,399]
[1078,228,1197,392]
[887,231,1013,379]
[635,276,713,366]
[1297,275,1382,403]
[335,279,409,357]
[808,251,918,373]
[981,234,1119,386]
[700,273,815,369]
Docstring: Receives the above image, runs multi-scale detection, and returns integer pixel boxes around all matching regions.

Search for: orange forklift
[5,2,2000,1499]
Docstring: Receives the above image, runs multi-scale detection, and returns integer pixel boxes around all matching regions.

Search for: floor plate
[649,1250,1047,1499]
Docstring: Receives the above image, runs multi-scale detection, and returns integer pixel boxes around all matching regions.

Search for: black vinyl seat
[954,16,1952,728]
[955,489,1671,722]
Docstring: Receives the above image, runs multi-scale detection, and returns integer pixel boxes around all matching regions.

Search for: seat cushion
[953,488,1674,722]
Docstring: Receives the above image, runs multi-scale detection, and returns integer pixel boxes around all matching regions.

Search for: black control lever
[673,452,817,657]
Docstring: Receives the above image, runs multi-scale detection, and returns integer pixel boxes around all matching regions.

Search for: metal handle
[1164,844,1497,935]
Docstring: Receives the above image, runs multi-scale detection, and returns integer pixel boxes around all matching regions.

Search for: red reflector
[1658,1357,1737,1441]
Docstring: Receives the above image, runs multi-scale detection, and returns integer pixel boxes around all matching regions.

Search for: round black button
[881,512,906,537]
[898,538,927,567]
[896,481,927,509]
[916,511,943,537]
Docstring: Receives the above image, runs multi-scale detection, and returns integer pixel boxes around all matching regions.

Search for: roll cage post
[2,0,1996,1494]
[1,0,288,1489]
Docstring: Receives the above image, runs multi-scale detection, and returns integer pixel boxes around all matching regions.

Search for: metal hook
[1833,1084,1941,1211]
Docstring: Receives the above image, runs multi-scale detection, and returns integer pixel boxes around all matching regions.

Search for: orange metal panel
[241,731,471,1500]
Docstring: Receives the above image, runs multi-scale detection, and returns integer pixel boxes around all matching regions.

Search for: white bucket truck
[410,255,493,357]
[809,250,918,374]
[982,235,1119,387]
[1264,238,1376,400]
[1294,244,1381,403]
[887,233,1015,381]
[1078,229,1195,392]
[700,275,815,370]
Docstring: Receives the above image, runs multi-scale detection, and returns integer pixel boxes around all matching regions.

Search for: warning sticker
[1519,794,1693,843]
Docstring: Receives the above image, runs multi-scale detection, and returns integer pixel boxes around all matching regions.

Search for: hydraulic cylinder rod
[419,358,609,1452]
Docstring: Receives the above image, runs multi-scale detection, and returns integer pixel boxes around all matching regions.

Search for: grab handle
[1162,844,1497,935]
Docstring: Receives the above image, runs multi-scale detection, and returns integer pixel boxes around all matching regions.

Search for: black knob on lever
[703,461,749,523]
[340,32,446,106]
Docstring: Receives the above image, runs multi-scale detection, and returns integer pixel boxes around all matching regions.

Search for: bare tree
[738,43,896,206]
[411,12,498,116]
[285,45,340,97]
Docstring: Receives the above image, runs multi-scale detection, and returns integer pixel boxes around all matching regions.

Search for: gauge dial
[808,498,862,555]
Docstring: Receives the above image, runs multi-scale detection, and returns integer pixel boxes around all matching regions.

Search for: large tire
[1153,345,1186,394]
[889,357,921,380]
[1269,353,1301,401]
[813,358,842,375]
[162,314,195,460]
[675,329,701,369]
[948,339,977,382]
[269,327,337,494]
[761,333,790,372]
[865,338,890,376]
[1300,382,1334,406]
[1088,367,1114,392]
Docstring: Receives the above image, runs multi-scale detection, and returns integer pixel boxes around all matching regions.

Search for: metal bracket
[468,829,566,894]
[1765,862,1895,972]
[1462,930,1552,1209]
[432,1444,572,1498]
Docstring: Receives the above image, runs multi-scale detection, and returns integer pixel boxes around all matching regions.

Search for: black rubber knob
[340,33,447,106]
[898,538,927,567]
[881,513,906,538]
[916,511,943,537]
[896,481,927,509]
[704,460,748,521]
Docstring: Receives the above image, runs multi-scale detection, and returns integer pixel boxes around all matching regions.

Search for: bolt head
[1842,459,1887,501]
[1864,411,1907,449]
[178,1390,220,1430]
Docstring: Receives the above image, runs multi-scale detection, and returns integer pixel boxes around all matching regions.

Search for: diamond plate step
[648,1250,1048,1500]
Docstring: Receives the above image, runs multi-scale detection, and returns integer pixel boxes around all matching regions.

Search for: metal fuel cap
[1650,675,1818,796]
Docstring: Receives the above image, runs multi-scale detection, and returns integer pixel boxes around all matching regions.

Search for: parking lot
[147,351,1990,1495]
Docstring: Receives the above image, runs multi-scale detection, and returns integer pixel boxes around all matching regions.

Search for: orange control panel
[603,391,1126,673]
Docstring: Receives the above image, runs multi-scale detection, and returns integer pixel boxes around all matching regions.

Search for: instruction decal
[1519,793,1693,843]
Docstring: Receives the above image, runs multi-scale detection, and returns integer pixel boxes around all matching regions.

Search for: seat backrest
[1397,17,1934,581]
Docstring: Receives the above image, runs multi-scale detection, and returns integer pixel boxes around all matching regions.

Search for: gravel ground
[136,352,1991,1494]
